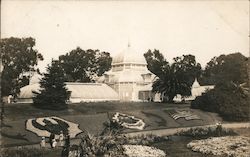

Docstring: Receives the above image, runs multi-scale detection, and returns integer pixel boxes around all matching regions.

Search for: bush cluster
[125,134,166,146]
[176,126,237,139]
[191,82,250,121]
[79,133,125,157]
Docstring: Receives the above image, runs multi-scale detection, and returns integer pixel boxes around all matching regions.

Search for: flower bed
[123,145,166,157]
[112,112,145,130]
[26,116,82,138]
[187,136,250,157]
[169,110,200,120]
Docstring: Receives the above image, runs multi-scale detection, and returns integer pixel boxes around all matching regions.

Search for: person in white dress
[7,95,13,103]
[59,131,65,147]
[40,137,46,148]
[52,138,57,148]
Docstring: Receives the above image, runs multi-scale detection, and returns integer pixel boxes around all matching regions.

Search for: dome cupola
[112,43,147,66]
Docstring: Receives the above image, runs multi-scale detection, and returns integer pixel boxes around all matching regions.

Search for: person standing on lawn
[40,137,46,148]
[59,131,65,147]
[49,133,55,148]
[52,138,57,148]
[61,133,70,157]
[65,134,70,148]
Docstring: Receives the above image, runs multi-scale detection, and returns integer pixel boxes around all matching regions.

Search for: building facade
[100,44,155,101]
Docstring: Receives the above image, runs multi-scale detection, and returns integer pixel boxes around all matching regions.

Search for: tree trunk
[168,94,175,103]
[161,92,175,103]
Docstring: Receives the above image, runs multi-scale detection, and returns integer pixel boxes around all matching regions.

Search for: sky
[1,0,249,72]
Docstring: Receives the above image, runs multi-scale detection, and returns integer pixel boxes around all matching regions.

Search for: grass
[141,111,167,127]
[4,102,190,120]
[2,102,220,148]
[231,128,250,137]
[2,102,248,157]
[151,137,216,157]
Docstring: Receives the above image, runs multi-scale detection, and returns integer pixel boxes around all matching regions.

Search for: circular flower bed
[187,136,250,157]
[123,145,166,157]
[112,112,145,130]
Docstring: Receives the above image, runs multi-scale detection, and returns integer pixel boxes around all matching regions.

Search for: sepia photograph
[0,0,249,156]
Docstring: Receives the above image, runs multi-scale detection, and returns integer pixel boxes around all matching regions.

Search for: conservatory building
[99,44,156,101]
[17,44,155,103]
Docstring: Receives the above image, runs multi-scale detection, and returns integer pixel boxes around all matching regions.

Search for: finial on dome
[128,41,131,48]
[192,78,200,88]
[127,36,131,48]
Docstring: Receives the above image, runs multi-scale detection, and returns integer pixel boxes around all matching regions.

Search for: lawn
[1,102,221,147]
[152,136,216,157]
[3,102,190,121]
[1,100,246,157]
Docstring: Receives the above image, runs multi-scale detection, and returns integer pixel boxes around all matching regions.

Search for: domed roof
[112,44,147,65]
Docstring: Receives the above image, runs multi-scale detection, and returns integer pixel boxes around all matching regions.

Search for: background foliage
[0,37,43,97]
[192,53,249,121]
[58,47,112,82]
[199,53,248,85]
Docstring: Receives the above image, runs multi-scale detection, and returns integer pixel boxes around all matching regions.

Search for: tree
[0,37,43,97]
[171,55,202,96]
[33,60,71,110]
[144,50,201,102]
[144,49,169,77]
[191,53,250,121]
[199,53,248,85]
[58,47,112,82]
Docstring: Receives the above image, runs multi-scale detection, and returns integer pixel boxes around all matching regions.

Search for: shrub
[191,89,219,112]
[78,132,125,157]
[124,134,167,145]
[101,116,124,136]
[216,83,250,121]
[74,118,125,157]
[176,125,237,139]
[191,82,250,121]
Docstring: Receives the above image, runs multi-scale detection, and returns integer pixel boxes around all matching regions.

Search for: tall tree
[171,55,202,94]
[144,50,201,102]
[199,53,248,85]
[33,60,71,110]
[144,49,169,77]
[0,37,43,97]
[192,53,249,121]
[58,47,112,82]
